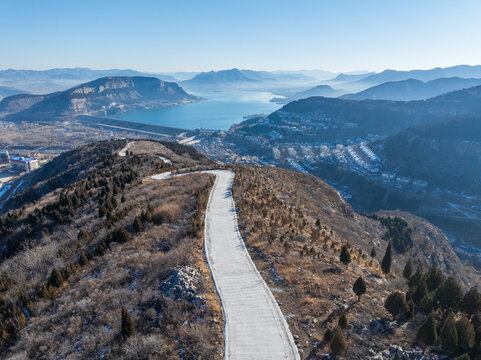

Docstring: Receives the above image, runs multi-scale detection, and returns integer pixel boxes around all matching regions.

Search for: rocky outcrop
[160,266,205,303]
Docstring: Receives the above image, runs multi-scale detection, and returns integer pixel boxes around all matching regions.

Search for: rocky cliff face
[0,76,199,120]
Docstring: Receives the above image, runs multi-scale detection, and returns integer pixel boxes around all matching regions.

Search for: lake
[114,90,282,130]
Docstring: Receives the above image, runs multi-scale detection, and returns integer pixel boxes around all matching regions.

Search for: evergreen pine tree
[121,306,135,339]
[324,328,334,342]
[461,287,481,319]
[385,291,409,318]
[408,264,424,288]
[417,313,437,346]
[329,328,347,354]
[79,252,89,266]
[133,216,143,233]
[113,227,131,243]
[381,242,392,275]
[426,266,445,291]
[435,276,463,311]
[340,245,351,267]
[47,267,64,288]
[406,299,415,319]
[99,205,107,218]
[440,313,458,354]
[403,259,413,279]
[353,276,367,302]
[456,317,475,351]
[413,279,428,305]
[338,311,348,329]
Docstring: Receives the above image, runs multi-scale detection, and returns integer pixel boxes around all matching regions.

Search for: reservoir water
[114,90,282,130]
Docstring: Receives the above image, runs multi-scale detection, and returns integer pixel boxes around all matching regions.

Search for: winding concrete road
[203,170,299,360]
[152,169,299,359]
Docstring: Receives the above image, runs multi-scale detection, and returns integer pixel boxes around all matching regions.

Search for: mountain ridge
[234,84,481,143]
[359,65,481,84]
[0,76,199,120]
[342,77,481,101]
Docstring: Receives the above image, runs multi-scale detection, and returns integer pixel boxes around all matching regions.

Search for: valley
[3,2,481,359]
[0,139,479,360]
[0,67,480,359]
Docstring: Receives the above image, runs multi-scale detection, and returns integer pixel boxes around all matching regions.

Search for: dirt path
[118,141,133,156]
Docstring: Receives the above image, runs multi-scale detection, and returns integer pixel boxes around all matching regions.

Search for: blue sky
[1,0,480,72]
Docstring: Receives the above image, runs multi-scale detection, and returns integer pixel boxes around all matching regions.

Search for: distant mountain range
[359,65,481,84]
[292,85,343,98]
[0,76,198,120]
[0,68,177,82]
[182,68,257,87]
[240,70,314,82]
[271,84,344,104]
[328,72,375,82]
[341,77,481,101]
[181,68,319,89]
[0,85,25,99]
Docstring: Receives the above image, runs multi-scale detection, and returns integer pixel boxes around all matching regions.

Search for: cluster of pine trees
[371,215,413,253]
[384,260,481,358]
[0,148,148,347]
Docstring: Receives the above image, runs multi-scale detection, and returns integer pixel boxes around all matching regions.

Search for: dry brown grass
[232,165,428,359]
[0,142,221,359]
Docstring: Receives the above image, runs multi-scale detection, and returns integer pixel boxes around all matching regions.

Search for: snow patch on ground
[158,155,172,164]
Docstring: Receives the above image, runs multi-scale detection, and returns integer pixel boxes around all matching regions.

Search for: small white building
[10,156,39,172]
[272,147,281,160]
[287,147,297,158]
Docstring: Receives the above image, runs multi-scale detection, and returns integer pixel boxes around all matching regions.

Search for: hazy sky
[1,0,480,73]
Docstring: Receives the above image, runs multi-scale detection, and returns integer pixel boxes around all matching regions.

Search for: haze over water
[114,90,282,130]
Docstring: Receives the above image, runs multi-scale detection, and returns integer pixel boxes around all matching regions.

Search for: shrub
[440,313,458,354]
[339,245,351,267]
[338,311,348,329]
[417,313,437,346]
[353,276,367,301]
[385,291,409,318]
[329,328,347,354]
[370,247,376,258]
[455,354,470,360]
[112,227,131,243]
[140,209,152,223]
[381,242,392,275]
[121,306,135,339]
[77,229,94,242]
